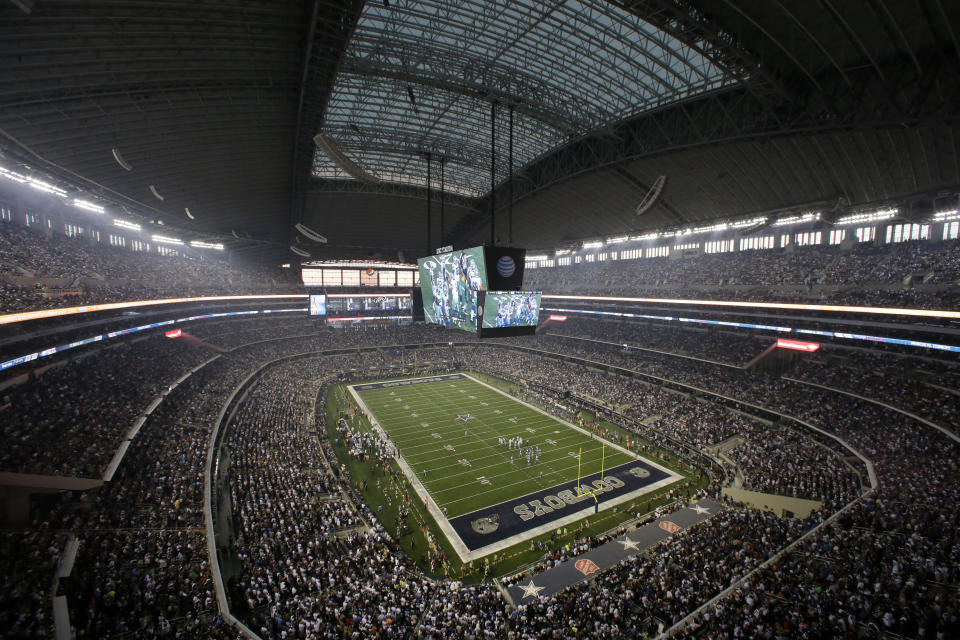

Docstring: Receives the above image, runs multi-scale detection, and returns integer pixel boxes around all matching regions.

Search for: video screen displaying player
[417,247,487,332]
[481,291,541,328]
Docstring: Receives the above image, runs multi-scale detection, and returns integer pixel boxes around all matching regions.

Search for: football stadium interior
[1,1,959,638]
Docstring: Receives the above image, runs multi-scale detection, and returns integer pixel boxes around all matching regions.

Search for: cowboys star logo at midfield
[690,504,710,515]
[455,413,475,422]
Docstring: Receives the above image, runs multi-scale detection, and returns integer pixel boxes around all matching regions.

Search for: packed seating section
[1,314,957,638]
[2,219,960,314]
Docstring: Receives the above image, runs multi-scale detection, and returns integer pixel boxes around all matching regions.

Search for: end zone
[450,457,676,557]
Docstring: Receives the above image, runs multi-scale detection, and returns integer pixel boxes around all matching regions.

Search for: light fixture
[149,185,165,201]
[582,241,604,249]
[72,199,105,214]
[773,212,821,227]
[111,147,133,171]
[290,246,311,257]
[525,254,548,261]
[0,166,28,183]
[835,208,897,226]
[295,223,328,243]
[635,175,666,216]
[113,219,141,231]
[28,177,67,197]
[185,207,195,220]
[152,234,183,245]
[189,240,224,250]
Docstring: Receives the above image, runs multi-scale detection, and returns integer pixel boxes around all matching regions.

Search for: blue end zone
[352,373,466,392]
[449,459,671,551]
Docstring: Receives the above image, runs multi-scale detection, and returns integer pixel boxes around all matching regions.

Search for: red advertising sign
[165,329,182,338]
[777,338,820,352]
[548,315,567,322]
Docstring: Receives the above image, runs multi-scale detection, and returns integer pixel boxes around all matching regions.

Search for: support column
[490,101,497,246]
[426,152,432,252]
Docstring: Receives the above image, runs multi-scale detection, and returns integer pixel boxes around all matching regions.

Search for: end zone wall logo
[574,558,600,576]
[658,520,682,534]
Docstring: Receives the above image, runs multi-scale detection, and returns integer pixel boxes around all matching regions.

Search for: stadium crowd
[0,220,300,312]
[1,318,957,638]
[0,530,66,638]
[524,237,960,308]
[3,217,960,314]
[0,336,213,477]
[790,353,959,433]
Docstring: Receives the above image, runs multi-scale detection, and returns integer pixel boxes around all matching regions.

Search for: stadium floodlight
[113,219,141,231]
[525,254,548,261]
[28,177,68,197]
[773,212,821,226]
[72,199,105,214]
[582,241,604,249]
[606,235,629,244]
[629,232,660,242]
[190,240,223,250]
[0,166,29,184]
[554,249,571,256]
[152,234,183,245]
[184,207,195,220]
[835,208,897,226]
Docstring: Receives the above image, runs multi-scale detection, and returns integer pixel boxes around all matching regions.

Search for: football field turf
[348,373,683,560]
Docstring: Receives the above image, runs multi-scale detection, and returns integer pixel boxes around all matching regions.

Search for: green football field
[349,373,638,519]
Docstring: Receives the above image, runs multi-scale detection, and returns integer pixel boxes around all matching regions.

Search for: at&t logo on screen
[496,255,515,278]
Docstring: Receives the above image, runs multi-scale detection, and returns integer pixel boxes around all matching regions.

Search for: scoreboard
[417,245,534,336]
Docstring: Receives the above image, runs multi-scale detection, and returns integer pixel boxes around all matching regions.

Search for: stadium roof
[0,0,958,259]
[313,0,740,197]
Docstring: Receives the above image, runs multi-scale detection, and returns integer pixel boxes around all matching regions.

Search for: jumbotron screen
[309,294,327,316]
[481,291,542,329]
[417,247,487,333]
